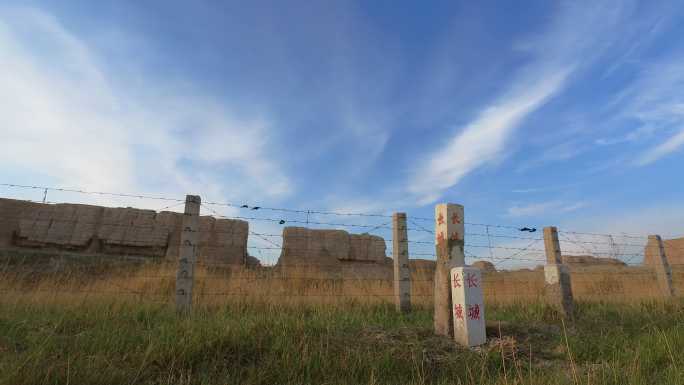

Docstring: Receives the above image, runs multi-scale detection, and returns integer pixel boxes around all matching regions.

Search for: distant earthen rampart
[1,197,683,302]
[0,198,248,263]
[645,236,684,267]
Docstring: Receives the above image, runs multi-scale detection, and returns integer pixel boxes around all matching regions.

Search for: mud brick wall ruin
[644,236,684,267]
[278,227,388,266]
[273,230,684,304]
[1,197,682,303]
[276,227,392,278]
[406,257,684,306]
[663,238,684,265]
[0,198,249,263]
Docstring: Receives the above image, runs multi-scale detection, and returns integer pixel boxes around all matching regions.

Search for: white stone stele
[450,266,486,347]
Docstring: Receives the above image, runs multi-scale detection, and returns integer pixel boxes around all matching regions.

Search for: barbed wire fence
[0,183,681,310]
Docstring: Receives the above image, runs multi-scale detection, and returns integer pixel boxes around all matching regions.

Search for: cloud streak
[622,58,684,166]
[408,2,632,205]
[0,6,291,204]
[507,201,587,218]
[409,68,571,204]
[637,129,684,165]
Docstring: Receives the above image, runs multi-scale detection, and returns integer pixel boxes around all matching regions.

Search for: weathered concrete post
[393,212,411,313]
[543,226,574,318]
[433,203,465,337]
[646,235,674,298]
[176,195,201,313]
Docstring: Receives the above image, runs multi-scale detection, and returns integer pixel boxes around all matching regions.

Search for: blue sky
[1,1,684,264]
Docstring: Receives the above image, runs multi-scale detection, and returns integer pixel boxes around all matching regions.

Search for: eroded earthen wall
[664,238,684,266]
[644,236,684,267]
[0,198,248,263]
[278,226,387,268]
[2,198,678,302]
[394,259,673,306]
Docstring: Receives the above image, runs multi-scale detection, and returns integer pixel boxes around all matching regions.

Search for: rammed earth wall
[0,198,248,263]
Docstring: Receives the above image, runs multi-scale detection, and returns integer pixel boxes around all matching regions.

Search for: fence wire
[0,183,682,306]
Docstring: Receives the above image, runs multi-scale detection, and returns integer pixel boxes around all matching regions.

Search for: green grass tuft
[0,300,682,385]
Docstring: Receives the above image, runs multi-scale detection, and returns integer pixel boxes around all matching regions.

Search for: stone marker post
[646,235,674,298]
[451,266,486,346]
[433,203,465,337]
[393,212,411,313]
[176,195,201,313]
[543,226,574,318]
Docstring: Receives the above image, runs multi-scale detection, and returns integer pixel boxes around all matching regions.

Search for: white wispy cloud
[560,203,684,240]
[408,2,631,205]
[0,6,291,205]
[594,125,656,146]
[409,69,571,205]
[637,129,684,165]
[511,183,580,194]
[511,188,544,194]
[606,53,684,166]
[507,201,587,218]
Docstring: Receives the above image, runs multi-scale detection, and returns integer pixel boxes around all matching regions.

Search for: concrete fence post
[433,203,465,337]
[176,195,201,313]
[543,226,574,318]
[393,212,411,313]
[647,235,674,298]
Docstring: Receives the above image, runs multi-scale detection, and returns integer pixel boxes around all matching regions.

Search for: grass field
[0,299,682,385]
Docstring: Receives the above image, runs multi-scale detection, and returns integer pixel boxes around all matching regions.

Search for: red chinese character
[451,212,461,224]
[437,212,445,225]
[467,304,481,320]
[465,272,479,288]
[450,232,460,241]
[436,231,445,245]
[452,272,462,288]
[454,304,464,320]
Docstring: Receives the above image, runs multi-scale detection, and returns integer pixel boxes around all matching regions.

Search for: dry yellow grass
[2,253,683,385]
[1,255,680,309]
[0,260,420,307]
